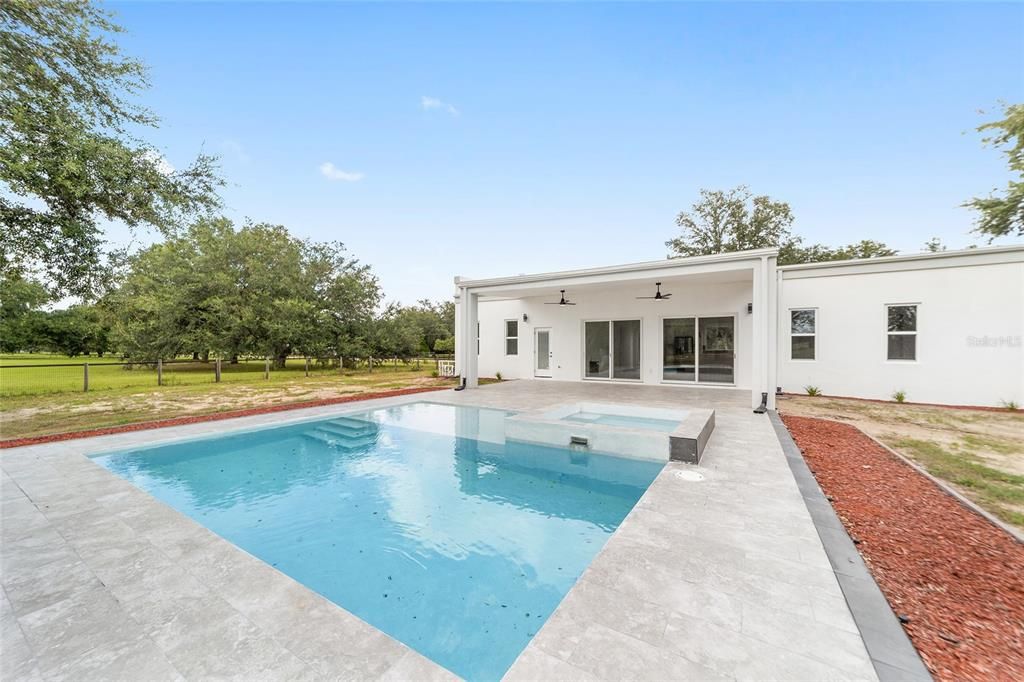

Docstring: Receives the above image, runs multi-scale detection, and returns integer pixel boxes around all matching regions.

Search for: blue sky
[109,1,1024,304]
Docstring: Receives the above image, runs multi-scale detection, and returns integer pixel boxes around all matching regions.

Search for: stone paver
[1,381,879,680]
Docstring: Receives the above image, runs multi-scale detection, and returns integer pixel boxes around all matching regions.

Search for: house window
[504,320,518,355]
[790,309,816,360]
[887,304,917,361]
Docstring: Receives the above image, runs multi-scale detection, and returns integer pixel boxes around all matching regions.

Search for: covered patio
[454,249,779,410]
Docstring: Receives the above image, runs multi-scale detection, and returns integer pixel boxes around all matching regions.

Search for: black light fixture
[522,313,529,322]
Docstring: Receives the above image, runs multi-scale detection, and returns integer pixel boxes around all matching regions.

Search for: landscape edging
[768,410,932,682]
[856,429,1024,545]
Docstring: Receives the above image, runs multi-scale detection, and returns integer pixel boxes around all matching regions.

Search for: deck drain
[674,469,704,482]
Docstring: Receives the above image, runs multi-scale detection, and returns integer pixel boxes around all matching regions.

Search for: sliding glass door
[698,316,735,383]
[662,316,735,384]
[584,320,641,380]
[662,318,696,381]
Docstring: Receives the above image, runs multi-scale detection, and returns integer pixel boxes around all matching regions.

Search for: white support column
[459,287,479,388]
[765,255,778,409]
[751,260,765,409]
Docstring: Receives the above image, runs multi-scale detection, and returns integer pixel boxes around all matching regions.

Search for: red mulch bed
[782,415,1024,681]
[0,386,448,449]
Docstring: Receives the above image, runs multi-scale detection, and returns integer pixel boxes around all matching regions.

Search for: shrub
[804,385,821,397]
[495,371,503,381]
[430,369,439,378]
[892,390,907,403]
[1001,399,1020,410]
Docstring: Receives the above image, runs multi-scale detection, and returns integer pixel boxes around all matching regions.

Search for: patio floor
[3,380,881,680]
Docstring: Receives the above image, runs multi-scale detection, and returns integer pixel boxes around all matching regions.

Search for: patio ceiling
[456,248,776,301]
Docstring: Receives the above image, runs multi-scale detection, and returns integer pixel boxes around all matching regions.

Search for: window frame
[659,314,738,386]
[885,303,918,362]
[789,308,817,362]
[581,318,643,382]
[504,319,519,356]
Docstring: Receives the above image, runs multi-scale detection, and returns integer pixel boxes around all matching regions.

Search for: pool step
[319,417,378,436]
[305,426,379,450]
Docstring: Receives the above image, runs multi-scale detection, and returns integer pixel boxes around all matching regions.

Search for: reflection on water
[94,403,663,681]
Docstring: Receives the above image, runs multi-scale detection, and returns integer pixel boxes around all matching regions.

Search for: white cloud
[142,149,174,175]
[220,139,250,163]
[421,95,459,116]
[319,161,364,182]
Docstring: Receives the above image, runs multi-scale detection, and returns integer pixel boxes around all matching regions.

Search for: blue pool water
[92,402,663,680]
[562,411,680,433]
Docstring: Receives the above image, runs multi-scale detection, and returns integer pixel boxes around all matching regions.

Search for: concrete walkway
[2,381,878,681]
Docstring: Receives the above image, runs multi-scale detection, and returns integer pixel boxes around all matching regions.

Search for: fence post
[215,358,222,382]
[368,355,373,373]
[305,356,310,377]
[157,359,163,386]
[265,357,270,380]
[83,363,89,392]
[416,356,420,370]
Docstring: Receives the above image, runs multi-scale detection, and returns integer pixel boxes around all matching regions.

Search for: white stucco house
[453,244,1023,409]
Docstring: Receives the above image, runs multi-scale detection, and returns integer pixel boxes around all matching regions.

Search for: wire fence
[0,355,457,398]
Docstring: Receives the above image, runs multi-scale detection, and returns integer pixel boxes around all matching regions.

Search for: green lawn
[0,353,439,397]
[1,369,461,440]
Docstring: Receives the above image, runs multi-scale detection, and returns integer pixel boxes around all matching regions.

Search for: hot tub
[505,402,714,464]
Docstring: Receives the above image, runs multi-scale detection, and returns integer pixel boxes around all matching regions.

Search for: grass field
[1,369,461,441]
[0,353,441,397]
[0,353,466,441]
[779,395,1024,529]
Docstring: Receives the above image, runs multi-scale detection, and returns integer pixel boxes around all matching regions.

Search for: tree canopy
[666,186,796,259]
[0,0,222,298]
[964,102,1024,239]
[667,186,898,265]
[106,218,380,364]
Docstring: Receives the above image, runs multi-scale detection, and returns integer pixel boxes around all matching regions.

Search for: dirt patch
[0,386,450,449]
[783,415,1024,681]
[780,395,1024,476]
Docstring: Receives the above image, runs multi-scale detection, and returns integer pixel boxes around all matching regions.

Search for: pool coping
[3,382,882,681]
[768,410,933,681]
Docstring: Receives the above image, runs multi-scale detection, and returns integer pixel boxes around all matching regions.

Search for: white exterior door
[534,328,552,377]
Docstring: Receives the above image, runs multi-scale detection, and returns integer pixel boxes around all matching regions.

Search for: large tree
[666,186,796,259]
[0,271,49,352]
[0,0,222,298]
[668,186,898,265]
[964,102,1024,239]
[108,218,380,364]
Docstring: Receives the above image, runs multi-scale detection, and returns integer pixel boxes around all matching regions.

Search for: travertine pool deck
[3,381,880,680]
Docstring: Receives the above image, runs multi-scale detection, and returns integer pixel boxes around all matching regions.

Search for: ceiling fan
[545,289,576,306]
[637,282,672,301]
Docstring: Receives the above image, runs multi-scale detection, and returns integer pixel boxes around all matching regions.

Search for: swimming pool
[92,401,663,680]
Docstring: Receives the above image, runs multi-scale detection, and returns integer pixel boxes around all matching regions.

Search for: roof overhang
[455,248,777,299]
[780,244,1024,279]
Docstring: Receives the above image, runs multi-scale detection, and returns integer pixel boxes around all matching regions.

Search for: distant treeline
[1,219,454,363]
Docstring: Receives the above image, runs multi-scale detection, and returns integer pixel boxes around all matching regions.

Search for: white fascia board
[455,248,778,292]
[780,244,1024,279]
